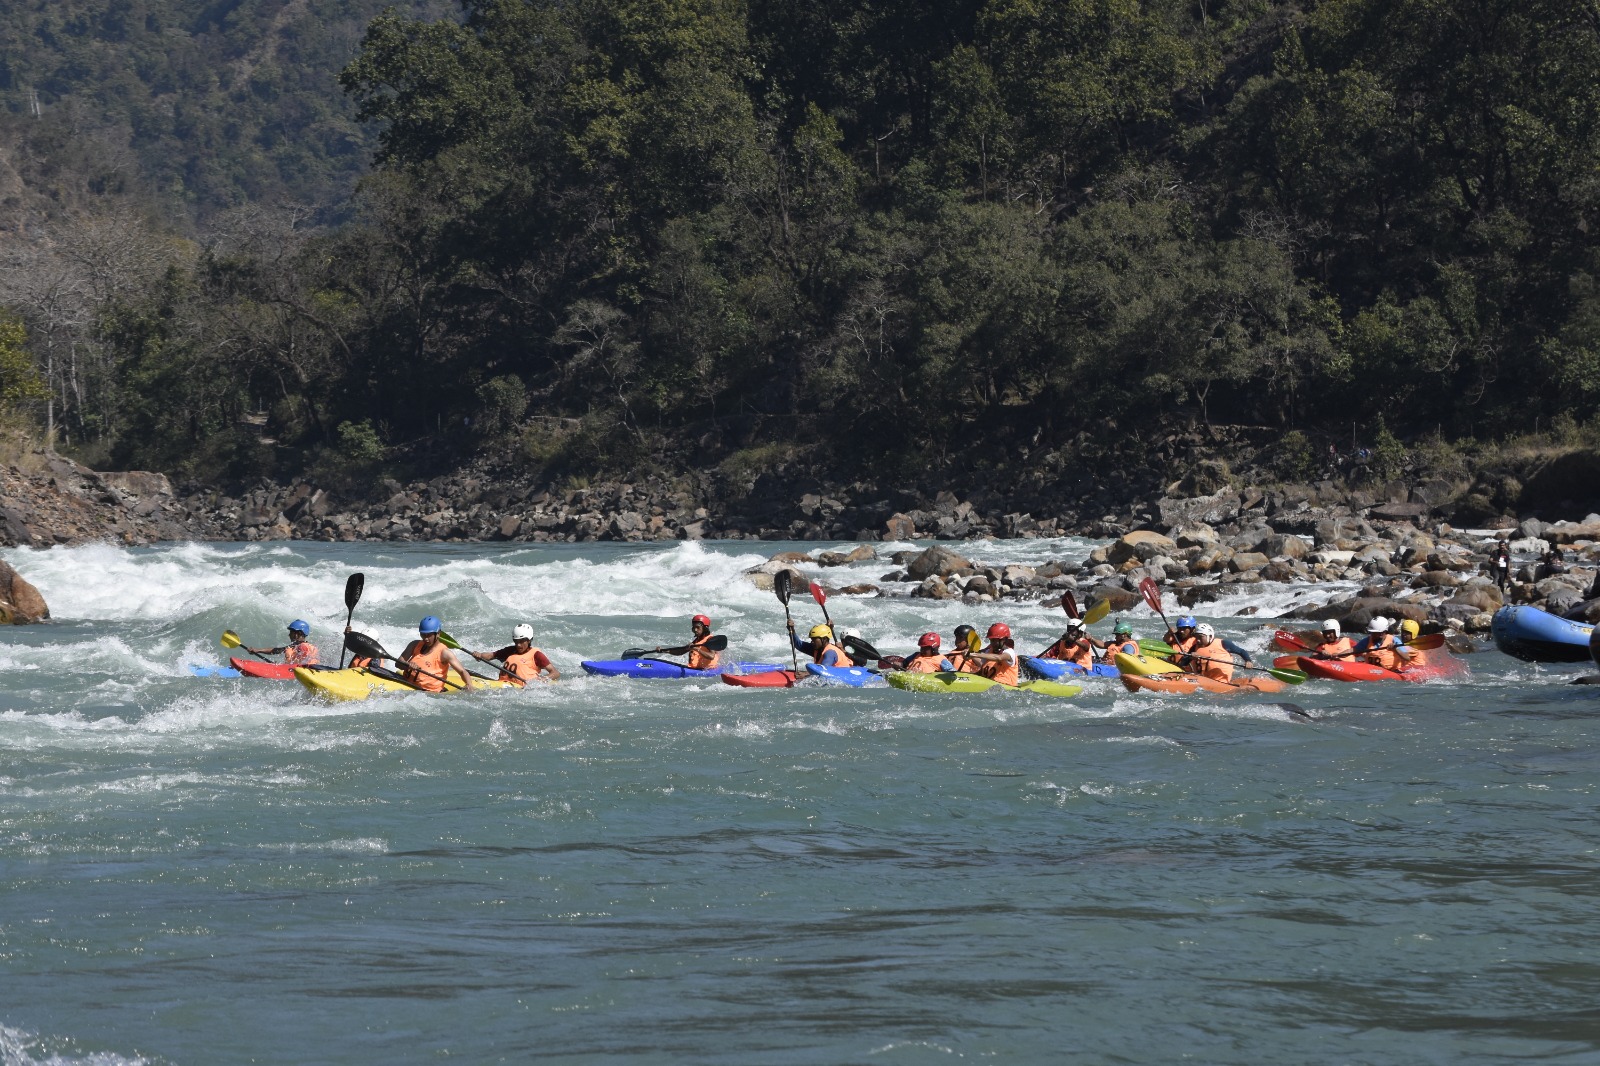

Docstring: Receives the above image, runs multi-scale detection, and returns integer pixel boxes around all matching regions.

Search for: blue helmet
[288,619,310,634]
[419,615,442,634]
[1176,615,1197,629]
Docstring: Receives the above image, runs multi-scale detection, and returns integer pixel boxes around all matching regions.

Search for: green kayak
[885,671,1083,698]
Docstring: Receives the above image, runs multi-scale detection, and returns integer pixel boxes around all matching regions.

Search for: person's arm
[442,649,473,689]
[821,647,846,667]
[246,645,286,658]
[534,650,560,681]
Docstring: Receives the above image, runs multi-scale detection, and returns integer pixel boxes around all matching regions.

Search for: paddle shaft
[339,573,364,669]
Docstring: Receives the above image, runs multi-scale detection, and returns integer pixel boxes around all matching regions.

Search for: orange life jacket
[1364,635,1415,673]
[813,641,850,666]
[947,650,980,673]
[1101,639,1138,663]
[500,647,544,685]
[904,651,948,673]
[1316,637,1356,659]
[687,637,720,671]
[1185,641,1234,682]
[1405,646,1429,668]
[981,650,1020,687]
[1168,636,1199,658]
[350,656,373,669]
[285,641,320,666]
[403,640,451,692]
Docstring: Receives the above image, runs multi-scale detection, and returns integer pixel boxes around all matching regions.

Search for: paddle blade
[1061,590,1080,619]
[437,631,462,650]
[1274,629,1310,652]
[967,629,981,653]
[1268,668,1308,685]
[1083,599,1111,626]
[809,581,827,606]
[705,634,729,651]
[1409,633,1447,651]
[344,572,364,612]
[619,648,653,659]
[1138,577,1162,614]
[774,569,793,605]
[1137,638,1175,656]
[344,630,387,661]
[843,635,882,661]
[220,630,243,649]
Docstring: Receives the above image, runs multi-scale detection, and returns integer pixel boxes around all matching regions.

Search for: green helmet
[1114,622,1133,637]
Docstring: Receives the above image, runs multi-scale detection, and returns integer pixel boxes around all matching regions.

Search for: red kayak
[1273,654,1466,683]
[720,670,797,688]
[230,657,297,680]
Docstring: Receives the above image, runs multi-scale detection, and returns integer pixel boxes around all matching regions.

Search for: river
[2,539,1598,1064]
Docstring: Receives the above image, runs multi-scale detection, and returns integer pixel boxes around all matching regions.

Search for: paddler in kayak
[1100,621,1139,664]
[1163,615,1200,657]
[1309,620,1356,660]
[1355,616,1416,673]
[246,620,320,666]
[1040,618,1096,668]
[399,616,474,692]
[651,614,720,670]
[1177,623,1234,682]
[789,622,852,667]
[343,624,386,670]
[903,632,954,673]
[962,623,1021,685]
[1396,618,1429,669]
[948,624,982,672]
[470,623,560,684]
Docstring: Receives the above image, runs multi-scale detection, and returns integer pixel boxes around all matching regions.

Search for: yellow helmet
[1399,618,1420,641]
[809,624,833,639]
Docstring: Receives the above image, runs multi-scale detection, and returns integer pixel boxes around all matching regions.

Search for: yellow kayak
[885,671,1083,698]
[1113,652,1185,677]
[294,666,517,702]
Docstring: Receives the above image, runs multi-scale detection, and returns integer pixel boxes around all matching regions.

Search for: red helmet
[692,614,711,628]
[918,632,941,649]
[987,622,1011,640]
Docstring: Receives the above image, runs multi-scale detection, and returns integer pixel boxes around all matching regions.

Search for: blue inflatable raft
[1490,605,1595,663]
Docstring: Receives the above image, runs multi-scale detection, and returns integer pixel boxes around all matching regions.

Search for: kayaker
[246,620,320,666]
[1180,623,1234,682]
[1100,621,1139,664]
[399,615,474,692]
[837,627,872,666]
[1311,620,1356,660]
[964,623,1020,686]
[1356,617,1416,673]
[790,622,852,667]
[1040,618,1095,668]
[903,633,954,673]
[1164,615,1200,657]
[653,614,720,670]
[344,624,384,670]
[1397,618,1429,669]
[471,623,560,684]
[948,624,982,672]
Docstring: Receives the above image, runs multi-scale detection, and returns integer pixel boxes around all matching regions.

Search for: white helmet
[513,623,534,640]
[1321,619,1340,636]
[840,627,861,642]
[1194,623,1216,640]
[1367,616,1390,633]
[1066,618,1085,631]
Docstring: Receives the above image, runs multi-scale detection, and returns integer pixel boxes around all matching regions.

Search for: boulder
[1256,533,1310,560]
[1227,552,1270,573]
[1156,490,1241,531]
[884,513,917,540]
[1088,585,1143,613]
[1172,524,1220,549]
[1543,519,1600,546]
[905,546,973,582]
[912,575,954,599]
[0,561,48,623]
[1106,530,1177,567]
[1445,586,1503,613]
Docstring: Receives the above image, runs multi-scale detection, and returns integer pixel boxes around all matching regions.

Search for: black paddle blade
[620,648,653,659]
[705,634,729,651]
[774,569,793,605]
[344,630,386,661]
[345,573,365,611]
[843,635,882,661]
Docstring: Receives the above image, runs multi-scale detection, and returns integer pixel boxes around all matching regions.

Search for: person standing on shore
[1493,538,1512,592]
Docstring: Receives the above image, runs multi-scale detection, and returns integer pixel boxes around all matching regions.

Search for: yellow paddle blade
[220,630,243,649]
[967,630,981,653]
[1083,599,1112,626]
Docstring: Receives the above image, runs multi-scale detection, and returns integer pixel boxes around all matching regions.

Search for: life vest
[687,637,720,671]
[350,656,373,669]
[1364,635,1414,673]
[402,640,451,692]
[285,641,320,667]
[1101,639,1138,664]
[500,647,544,685]
[947,650,981,673]
[813,641,850,667]
[904,652,949,674]
[1405,646,1429,668]
[1315,637,1355,659]
[1185,641,1234,682]
[1168,635,1199,659]
[981,650,1020,687]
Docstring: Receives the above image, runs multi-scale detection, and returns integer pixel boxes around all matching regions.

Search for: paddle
[220,629,274,663]
[338,572,364,669]
[842,634,882,662]
[344,631,463,691]
[1082,598,1111,626]
[1062,590,1080,619]
[433,631,500,682]
[1137,577,1171,633]
[188,664,243,679]
[619,634,730,664]
[775,569,801,673]
[1275,629,1311,652]
[1139,637,1307,684]
[809,581,833,629]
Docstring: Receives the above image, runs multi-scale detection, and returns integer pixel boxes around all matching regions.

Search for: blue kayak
[1021,656,1120,679]
[1490,605,1595,663]
[580,659,781,679]
[803,663,885,687]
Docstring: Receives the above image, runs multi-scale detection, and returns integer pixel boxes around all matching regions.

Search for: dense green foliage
[7,0,1600,486]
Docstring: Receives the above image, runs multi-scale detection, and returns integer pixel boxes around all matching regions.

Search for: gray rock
[906,546,973,582]
[1157,491,1242,531]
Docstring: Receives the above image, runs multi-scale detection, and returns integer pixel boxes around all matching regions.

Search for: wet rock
[885,513,916,540]
[1228,552,1270,573]
[0,561,48,623]
[1107,530,1177,566]
[905,546,972,581]
[1157,490,1241,531]
[912,575,954,599]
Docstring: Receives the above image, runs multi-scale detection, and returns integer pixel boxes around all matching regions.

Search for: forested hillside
[3,0,1600,496]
